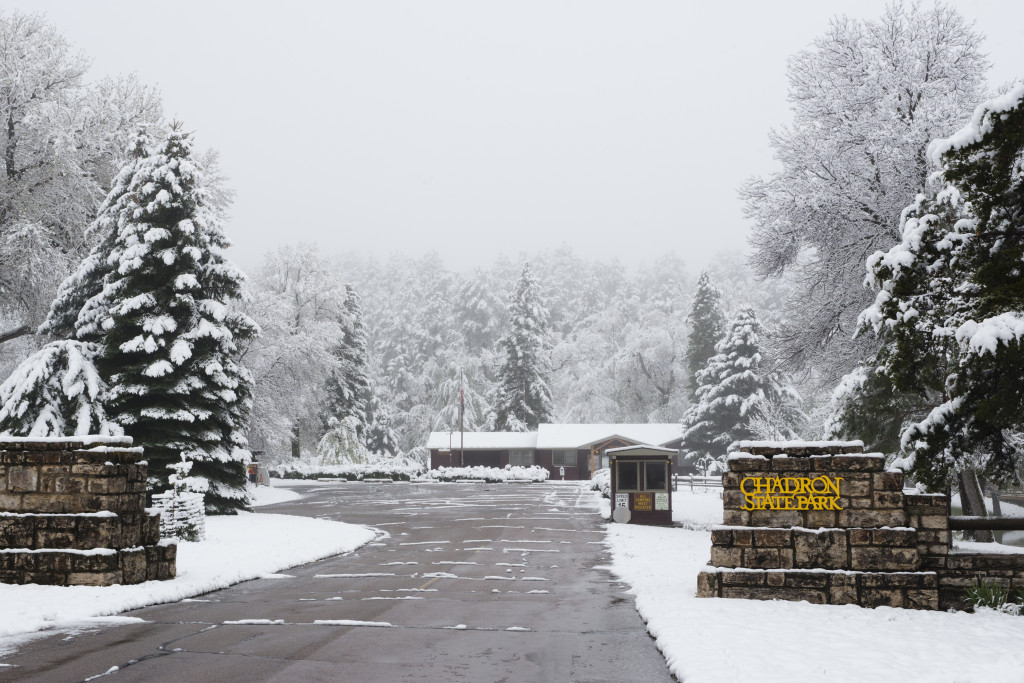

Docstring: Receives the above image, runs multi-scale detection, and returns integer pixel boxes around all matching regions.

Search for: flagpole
[459,368,465,468]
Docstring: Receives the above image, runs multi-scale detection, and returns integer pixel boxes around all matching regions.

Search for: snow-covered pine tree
[455,269,503,354]
[40,129,155,342]
[681,308,799,463]
[685,271,726,400]
[843,83,1024,490]
[492,262,553,432]
[322,284,371,440]
[0,340,116,436]
[364,388,399,456]
[89,123,257,513]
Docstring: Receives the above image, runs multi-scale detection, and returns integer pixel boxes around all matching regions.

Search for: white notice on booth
[615,493,628,509]
[655,492,668,510]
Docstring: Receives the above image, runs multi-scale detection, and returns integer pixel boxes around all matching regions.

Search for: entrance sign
[740,475,843,511]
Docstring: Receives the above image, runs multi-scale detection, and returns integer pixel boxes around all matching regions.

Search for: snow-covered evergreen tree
[0,340,117,436]
[681,308,800,463]
[492,262,552,431]
[40,130,155,342]
[838,83,1024,490]
[322,284,370,439]
[685,271,726,400]
[86,124,256,513]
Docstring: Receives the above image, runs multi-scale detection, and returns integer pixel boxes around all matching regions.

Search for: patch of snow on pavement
[0,512,374,648]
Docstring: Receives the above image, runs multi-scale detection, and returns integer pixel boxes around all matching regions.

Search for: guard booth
[609,445,674,525]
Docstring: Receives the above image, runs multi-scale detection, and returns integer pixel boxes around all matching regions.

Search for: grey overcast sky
[7,1,1024,273]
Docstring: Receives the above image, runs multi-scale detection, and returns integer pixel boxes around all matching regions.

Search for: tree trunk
[290,425,301,459]
[958,469,993,543]
[982,476,1003,543]
[0,324,32,345]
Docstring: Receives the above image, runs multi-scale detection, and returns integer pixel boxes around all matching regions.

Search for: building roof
[536,423,684,449]
[425,431,538,450]
[426,424,684,451]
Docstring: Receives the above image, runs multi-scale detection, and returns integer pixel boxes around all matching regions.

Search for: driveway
[1,481,674,682]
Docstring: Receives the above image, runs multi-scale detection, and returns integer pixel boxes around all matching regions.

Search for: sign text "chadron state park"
[739,476,844,511]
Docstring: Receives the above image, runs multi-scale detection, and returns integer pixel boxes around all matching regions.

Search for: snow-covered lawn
[603,488,1024,683]
[250,483,305,507]
[0,510,374,654]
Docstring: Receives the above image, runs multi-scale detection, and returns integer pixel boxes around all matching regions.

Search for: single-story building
[426,423,684,480]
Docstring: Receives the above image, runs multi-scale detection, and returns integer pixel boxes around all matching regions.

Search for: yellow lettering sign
[738,476,843,511]
[634,493,653,512]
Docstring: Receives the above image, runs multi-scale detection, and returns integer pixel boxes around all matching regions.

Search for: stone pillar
[0,436,176,586]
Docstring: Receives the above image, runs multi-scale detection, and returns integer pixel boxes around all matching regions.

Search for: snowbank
[604,488,1024,683]
[250,485,304,507]
[0,512,374,648]
[421,465,550,483]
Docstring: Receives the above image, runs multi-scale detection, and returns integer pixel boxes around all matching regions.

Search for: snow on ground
[250,484,304,507]
[604,488,1024,683]
[0,512,375,652]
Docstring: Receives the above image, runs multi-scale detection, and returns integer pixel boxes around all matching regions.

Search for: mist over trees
[0,2,1020,502]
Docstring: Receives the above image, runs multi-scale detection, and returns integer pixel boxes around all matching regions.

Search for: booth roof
[425,431,538,450]
[605,444,678,455]
[536,423,683,449]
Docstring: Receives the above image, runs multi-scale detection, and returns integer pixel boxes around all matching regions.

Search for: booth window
[509,449,534,467]
[645,461,668,491]
[552,449,575,467]
[617,461,640,491]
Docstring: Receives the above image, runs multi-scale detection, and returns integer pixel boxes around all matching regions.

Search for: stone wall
[0,437,176,586]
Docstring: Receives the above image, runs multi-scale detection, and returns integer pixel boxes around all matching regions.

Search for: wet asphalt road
[0,481,675,682]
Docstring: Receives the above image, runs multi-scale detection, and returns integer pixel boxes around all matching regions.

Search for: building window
[617,461,640,491]
[645,462,668,491]
[552,449,576,467]
[509,449,534,467]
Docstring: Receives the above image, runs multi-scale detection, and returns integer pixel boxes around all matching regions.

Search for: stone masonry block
[851,547,918,572]
[838,509,907,528]
[732,529,752,547]
[752,528,791,547]
[872,471,904,491]
[722,490,745,509]
[710,546,742,568]
[728,456,769,473]
[832,455,885,471]
[794,530,847,569]
[7,467,38,492]
[743,548,782,569]
[711,528,733,545]
[841,474,871,497]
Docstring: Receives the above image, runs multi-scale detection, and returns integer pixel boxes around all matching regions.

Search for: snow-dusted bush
[590,468,610,498]
[151,458,207,541]
[0,340,119,437]
[318,416,372,465]
[269,455,424,481]
[423,465,550,483]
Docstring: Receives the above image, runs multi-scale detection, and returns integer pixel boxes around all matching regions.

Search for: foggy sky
[7,0,1024,274]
